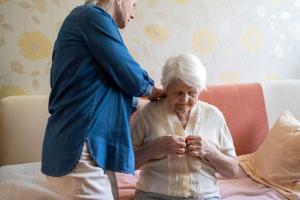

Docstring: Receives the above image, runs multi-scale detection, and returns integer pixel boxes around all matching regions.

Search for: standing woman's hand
[148,87,166,101]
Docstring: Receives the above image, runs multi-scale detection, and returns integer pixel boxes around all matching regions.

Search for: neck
[176,110,189,119]
[176,110,190,129]
[96,0,114,16]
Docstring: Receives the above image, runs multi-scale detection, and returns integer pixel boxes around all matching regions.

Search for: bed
[1,80,300,200]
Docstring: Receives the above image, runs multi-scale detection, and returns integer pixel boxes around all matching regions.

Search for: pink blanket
[218,167,286,200]
[116,167,286,200]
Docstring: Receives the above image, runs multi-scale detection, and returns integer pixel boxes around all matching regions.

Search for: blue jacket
[41,5,154,176]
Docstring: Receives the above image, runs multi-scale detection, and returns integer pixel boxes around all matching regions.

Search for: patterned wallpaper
[0,0,299,98]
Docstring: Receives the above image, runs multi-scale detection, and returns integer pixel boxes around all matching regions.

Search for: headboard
[0,95,49,166]
[199,83,269,156]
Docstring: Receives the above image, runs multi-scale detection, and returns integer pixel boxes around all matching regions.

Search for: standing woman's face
[114,0,137,29]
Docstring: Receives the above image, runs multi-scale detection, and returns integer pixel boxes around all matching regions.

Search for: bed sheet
[117,167,287,200]
[0,162,59,200]
[218,168,287,200]
[0,163,287,200]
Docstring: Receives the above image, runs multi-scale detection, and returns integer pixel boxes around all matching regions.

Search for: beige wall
[0,0,299,98]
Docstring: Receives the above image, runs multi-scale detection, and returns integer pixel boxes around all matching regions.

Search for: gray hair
[161,53,207,90]
[84,0,97,5]
[84,0,114,10]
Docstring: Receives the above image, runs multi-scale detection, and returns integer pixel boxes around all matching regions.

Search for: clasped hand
[158,135,216,159]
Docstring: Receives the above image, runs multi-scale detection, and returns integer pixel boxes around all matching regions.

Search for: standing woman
[41,0,163,199]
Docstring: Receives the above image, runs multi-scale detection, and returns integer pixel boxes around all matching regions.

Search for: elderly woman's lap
[134,190,220,200]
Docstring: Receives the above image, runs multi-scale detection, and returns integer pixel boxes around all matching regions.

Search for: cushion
[239,111,300,200]
[199,83,269,155]
[0,95,49,166]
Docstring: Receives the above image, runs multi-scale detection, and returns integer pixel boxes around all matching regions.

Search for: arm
[204,146,239,178]
[134,137,164,169]
[132,87,165,112]
[186,135,239,178]
[80,7,154,97]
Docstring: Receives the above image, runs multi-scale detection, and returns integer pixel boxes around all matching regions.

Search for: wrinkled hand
[148,87,166,101]
[185,135,217,159]
[157,135,186,157]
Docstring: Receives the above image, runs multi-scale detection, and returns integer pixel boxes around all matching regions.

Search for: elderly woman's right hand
[156,135,186,157]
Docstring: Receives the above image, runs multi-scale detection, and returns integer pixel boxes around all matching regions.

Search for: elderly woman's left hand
[185,135,217,159]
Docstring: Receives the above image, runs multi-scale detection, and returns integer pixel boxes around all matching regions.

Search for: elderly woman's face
[115,0,137,29]
[165,79,201,114]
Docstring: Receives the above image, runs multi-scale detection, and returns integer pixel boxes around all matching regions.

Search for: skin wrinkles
[97,0,137,29]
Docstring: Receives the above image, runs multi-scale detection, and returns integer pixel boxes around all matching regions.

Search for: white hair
[161,53,207,90]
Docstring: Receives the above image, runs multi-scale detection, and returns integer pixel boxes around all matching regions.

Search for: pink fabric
[199,83,269,155]
[218,167,286,200]
[116,167,286,200]
[116,172,139,200]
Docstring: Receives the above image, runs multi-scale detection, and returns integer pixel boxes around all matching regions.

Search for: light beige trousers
[47,143,119,200]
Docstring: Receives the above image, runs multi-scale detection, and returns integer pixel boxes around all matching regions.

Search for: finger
[148,96,155,101]
[188,150,198,157]
[186,139,201,146]
[187,145,200,151]
[175,136,186,142]
[177,142,186,148]
[176,147,186,154]
[149,88,166,100]
[185,136,202,144]
[185,135,201,140]
[157,91,166,98]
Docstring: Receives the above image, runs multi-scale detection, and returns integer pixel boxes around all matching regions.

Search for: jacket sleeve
[80,6,154,97]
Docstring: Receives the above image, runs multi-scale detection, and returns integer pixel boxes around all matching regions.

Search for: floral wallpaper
[0,0,299,98]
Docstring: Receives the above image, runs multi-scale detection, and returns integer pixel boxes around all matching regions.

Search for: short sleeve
[130,111,147,147]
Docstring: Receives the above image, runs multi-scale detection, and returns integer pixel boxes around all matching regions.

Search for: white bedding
[0,162,287,200]
[0,162,59,200]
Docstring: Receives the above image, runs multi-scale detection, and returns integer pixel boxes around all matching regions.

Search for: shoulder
[133,99,165,121]
[79,5,115,29]
[198,101,225,122]
[80,5,111,18]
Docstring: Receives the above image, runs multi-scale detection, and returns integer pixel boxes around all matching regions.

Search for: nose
[130,15,134,19]
[179,94,189,103]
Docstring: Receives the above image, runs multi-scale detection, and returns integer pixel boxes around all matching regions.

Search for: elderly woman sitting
[131,53,239,200]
